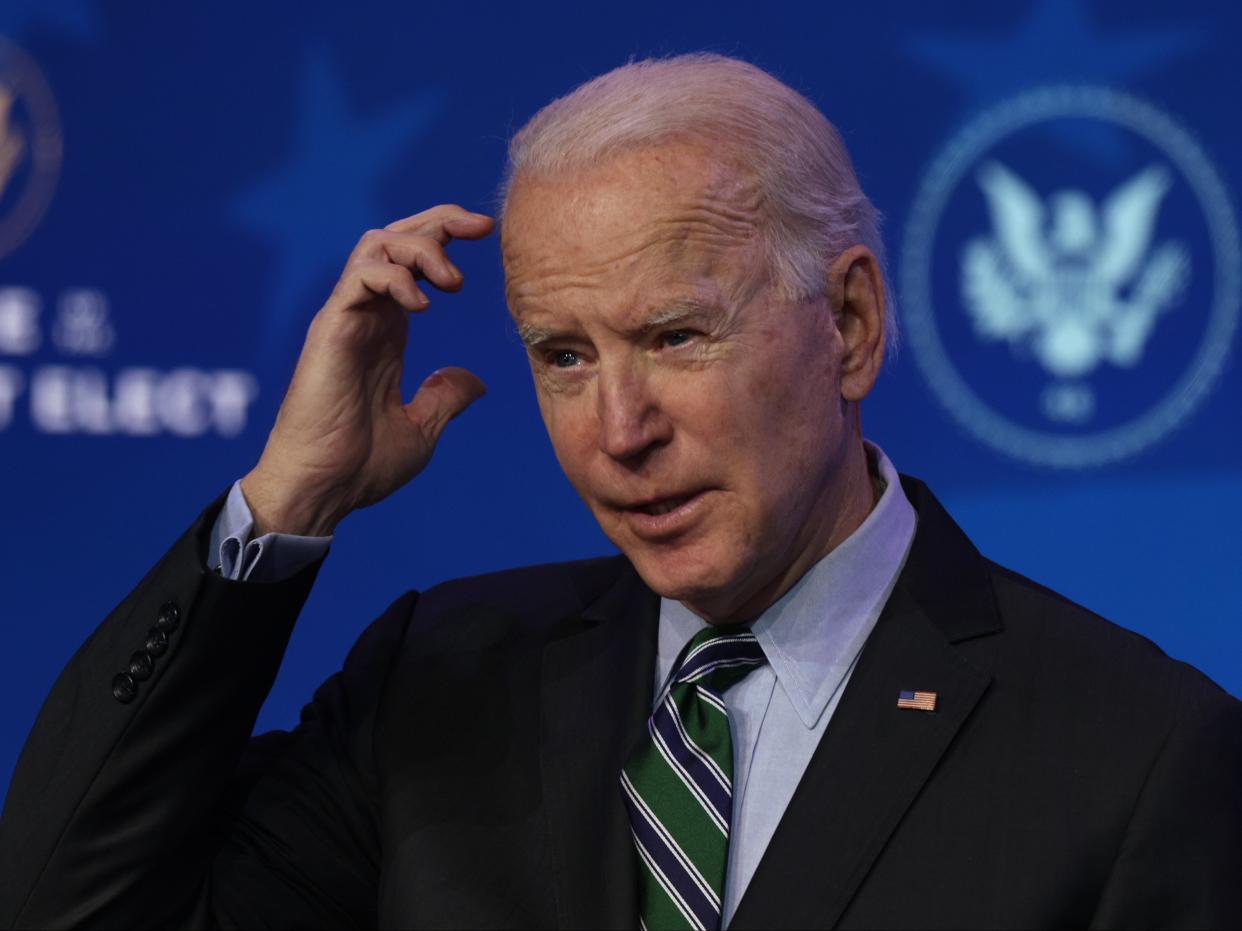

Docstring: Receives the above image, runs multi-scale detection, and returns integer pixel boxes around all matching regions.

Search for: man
[1,54,1239,930]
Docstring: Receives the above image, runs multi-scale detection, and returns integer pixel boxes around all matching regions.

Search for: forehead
[501,143,764,313]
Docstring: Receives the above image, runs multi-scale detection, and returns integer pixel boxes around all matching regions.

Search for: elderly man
[1,54,1239,930]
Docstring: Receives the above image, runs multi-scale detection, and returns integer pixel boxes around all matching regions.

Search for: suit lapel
[729,477,1001,930]
[540,562,658,930]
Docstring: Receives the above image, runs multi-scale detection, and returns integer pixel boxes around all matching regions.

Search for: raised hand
[240,205,494,536]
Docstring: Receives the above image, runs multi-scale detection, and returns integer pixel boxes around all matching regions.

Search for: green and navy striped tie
[621,625,767,930]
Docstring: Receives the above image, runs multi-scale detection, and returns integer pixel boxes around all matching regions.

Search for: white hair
[501,53,896,348]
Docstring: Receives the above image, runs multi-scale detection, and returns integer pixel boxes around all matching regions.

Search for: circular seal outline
[900,85,1241,468]
[0,36,63,260]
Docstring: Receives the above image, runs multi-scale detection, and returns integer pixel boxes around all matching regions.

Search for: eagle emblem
[0,84,25,200]
[961,160,1189,379]
[0,37,63,261]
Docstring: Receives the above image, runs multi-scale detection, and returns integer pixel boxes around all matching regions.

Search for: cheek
[716,343,840,498]
[755,320,840,434]
[538,391,599,485]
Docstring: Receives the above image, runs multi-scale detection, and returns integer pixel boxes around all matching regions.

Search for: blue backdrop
[2,0,1239,797]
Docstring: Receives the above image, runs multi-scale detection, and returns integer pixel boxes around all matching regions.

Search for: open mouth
[638,494,695,516]
[620,489,712,540]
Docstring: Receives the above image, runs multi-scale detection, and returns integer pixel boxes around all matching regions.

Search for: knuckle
[344,259,380,282]
[413,239,443,261]
[387,262,414,283]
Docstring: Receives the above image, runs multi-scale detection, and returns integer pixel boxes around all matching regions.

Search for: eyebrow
[516,323,557,349]
[639,301,717,333]
[516,299,720,350]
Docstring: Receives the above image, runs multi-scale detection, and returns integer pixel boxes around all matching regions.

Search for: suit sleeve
[0,493,416,929]
[1088,670,1242,929]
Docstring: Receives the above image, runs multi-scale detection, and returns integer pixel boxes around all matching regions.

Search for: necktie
[621,625,768,931]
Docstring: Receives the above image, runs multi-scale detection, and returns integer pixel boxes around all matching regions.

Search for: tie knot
[671,625,767,694]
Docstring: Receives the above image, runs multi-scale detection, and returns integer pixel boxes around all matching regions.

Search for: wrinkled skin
[502,143,886,622]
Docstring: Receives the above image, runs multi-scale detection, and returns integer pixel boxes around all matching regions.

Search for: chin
[624,541,751,614]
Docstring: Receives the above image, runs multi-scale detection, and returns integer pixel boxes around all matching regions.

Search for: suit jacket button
[155,602,180,632]
[112,673,137,704]
[128,651,154,681]
[145,628,169,657]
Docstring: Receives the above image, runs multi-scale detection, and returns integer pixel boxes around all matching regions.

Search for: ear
[826,245,885,402]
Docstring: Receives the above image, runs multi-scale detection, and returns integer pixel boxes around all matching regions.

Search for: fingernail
[422,371,443,387]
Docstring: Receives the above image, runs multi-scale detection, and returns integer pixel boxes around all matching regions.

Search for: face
[502,144,879,621]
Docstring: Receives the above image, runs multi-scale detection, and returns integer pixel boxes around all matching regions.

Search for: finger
[385,205,494,244]
[352,230,464,292]
[348,261,428,311]
[442,214,495,241]
[405,366,487,441]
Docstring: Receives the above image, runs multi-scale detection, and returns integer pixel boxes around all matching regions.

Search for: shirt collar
[657,440,918,727]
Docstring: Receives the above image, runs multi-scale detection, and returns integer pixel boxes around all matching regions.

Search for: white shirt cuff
[207,480,333,581]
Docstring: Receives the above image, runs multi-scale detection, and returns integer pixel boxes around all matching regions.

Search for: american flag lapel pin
[897,689,937,712]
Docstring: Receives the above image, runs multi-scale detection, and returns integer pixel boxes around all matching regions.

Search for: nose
[596,359,670,462]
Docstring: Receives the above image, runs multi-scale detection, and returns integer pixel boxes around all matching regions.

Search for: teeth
[644,495,689,516]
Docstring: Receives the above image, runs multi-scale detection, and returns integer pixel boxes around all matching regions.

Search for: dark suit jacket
[2,477,1240,929]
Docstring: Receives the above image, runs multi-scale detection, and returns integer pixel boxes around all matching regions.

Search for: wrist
[239,468,347,537]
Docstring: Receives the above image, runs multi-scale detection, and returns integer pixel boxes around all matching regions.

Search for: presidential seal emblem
[901,86,1240,468]
[0,37,62,261]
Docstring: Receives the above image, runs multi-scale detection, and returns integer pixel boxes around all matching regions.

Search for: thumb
[404,366,487,442]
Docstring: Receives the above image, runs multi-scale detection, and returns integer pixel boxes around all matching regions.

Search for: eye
[550,349,580,369]
[660,329,695,348]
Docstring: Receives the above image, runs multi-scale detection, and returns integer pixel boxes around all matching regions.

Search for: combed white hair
[501,52,895,348]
